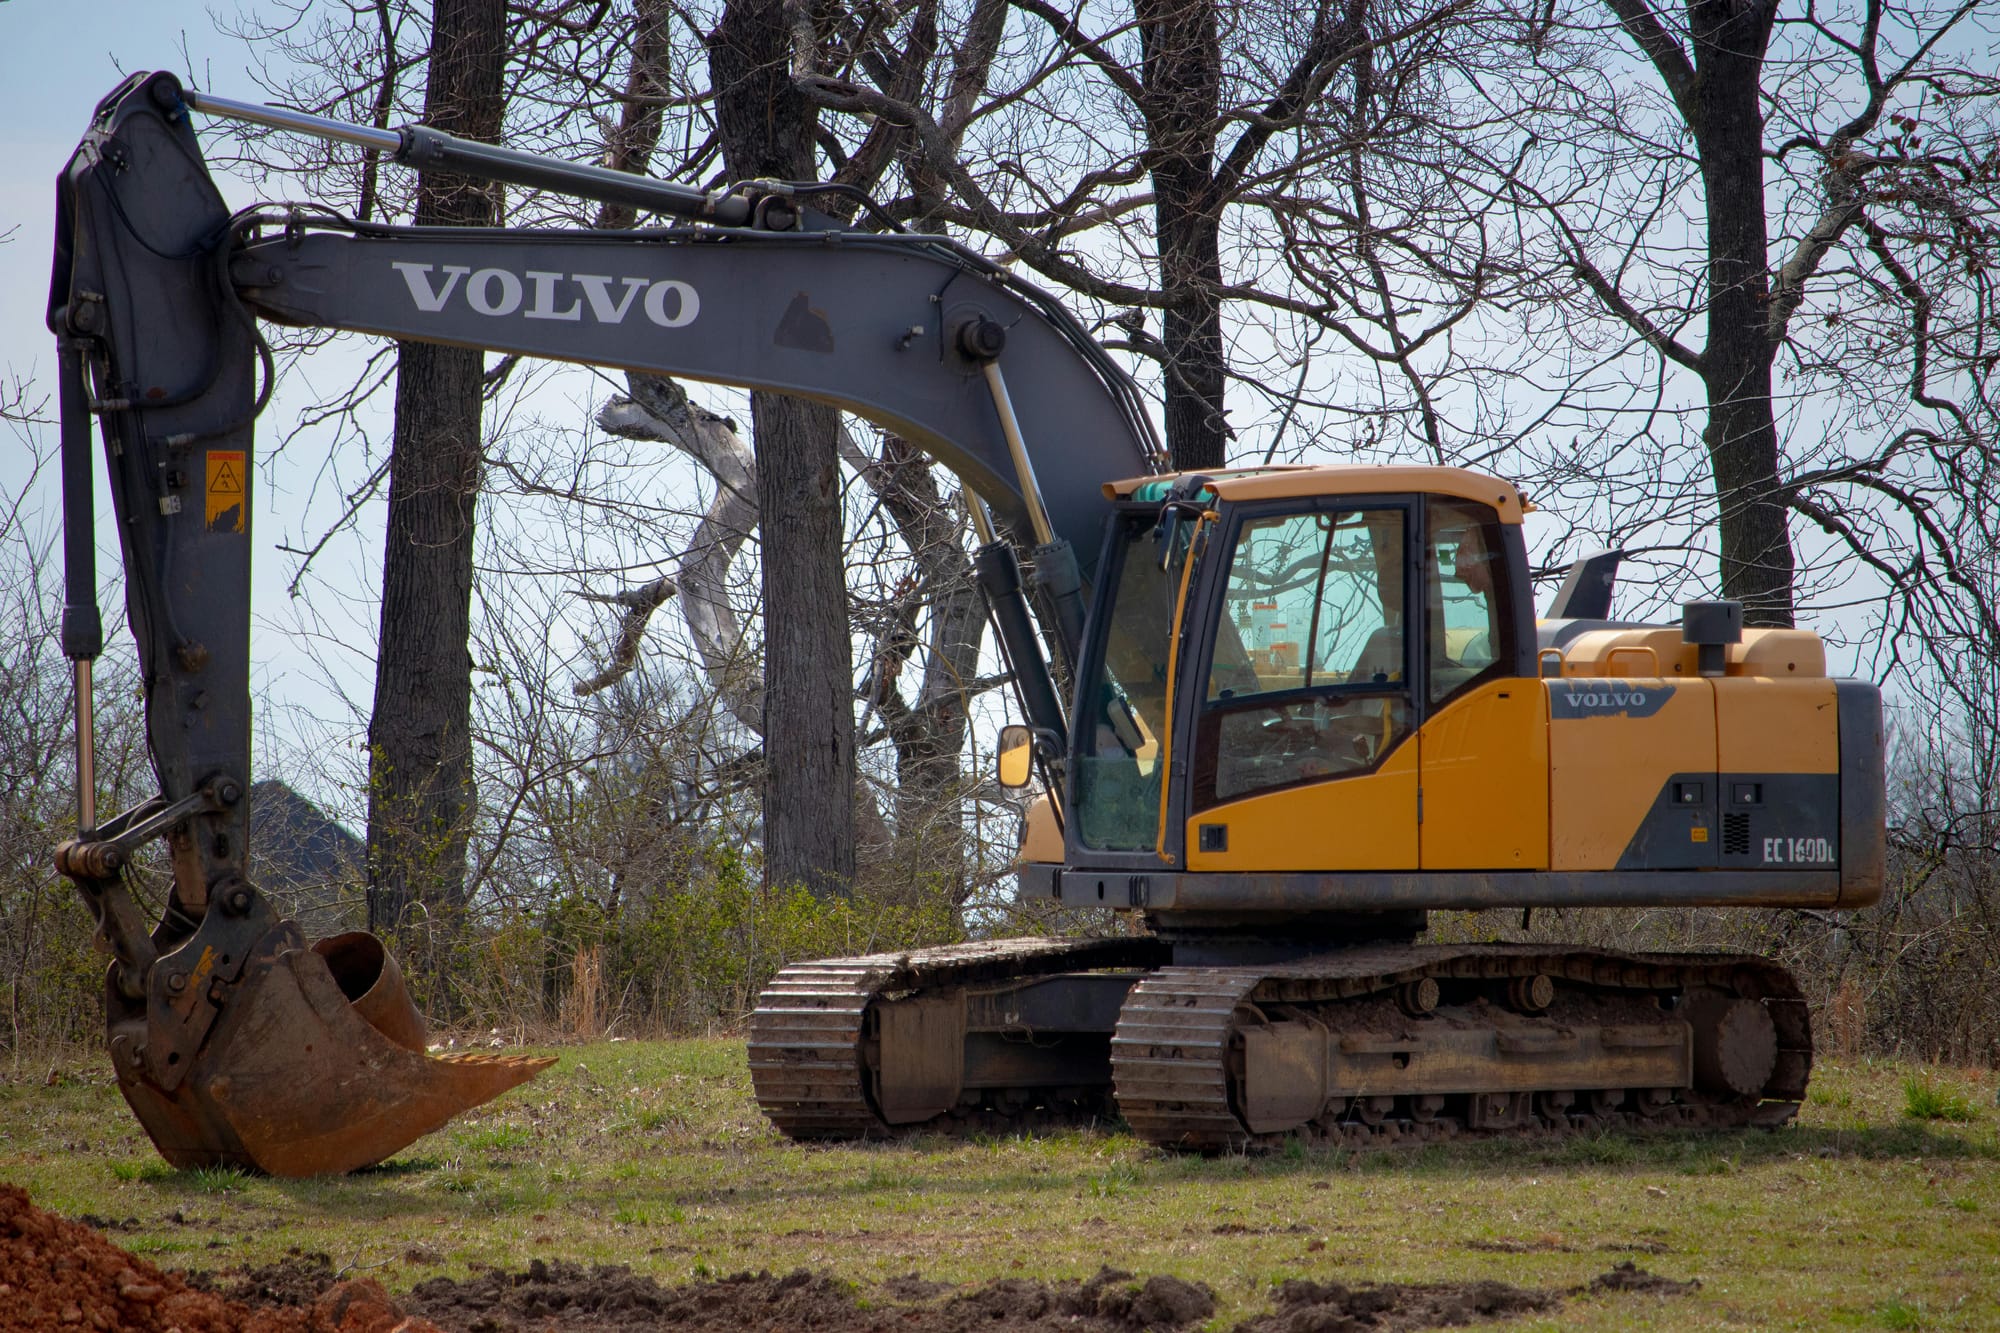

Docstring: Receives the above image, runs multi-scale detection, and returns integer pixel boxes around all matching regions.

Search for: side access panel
[1548,678,1715,871]
[1713,677,1841,873]
[1420,679,1549,869]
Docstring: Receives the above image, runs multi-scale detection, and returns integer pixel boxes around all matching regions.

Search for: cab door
[1183,501,1420,872]
[1417,496,1549,869]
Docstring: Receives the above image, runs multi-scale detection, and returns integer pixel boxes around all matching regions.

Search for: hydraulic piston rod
[182,89,757,228]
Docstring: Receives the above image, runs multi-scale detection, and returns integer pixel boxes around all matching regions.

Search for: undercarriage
[747,932,1810,1149]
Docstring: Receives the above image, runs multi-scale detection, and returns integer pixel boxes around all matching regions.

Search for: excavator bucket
[113,927,554,1177]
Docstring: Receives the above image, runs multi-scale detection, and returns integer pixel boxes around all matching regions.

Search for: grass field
[2,1040,1995,1330]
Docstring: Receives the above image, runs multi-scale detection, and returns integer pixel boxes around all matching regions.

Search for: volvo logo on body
[1547,679,1674,719]
[391,263,700,328]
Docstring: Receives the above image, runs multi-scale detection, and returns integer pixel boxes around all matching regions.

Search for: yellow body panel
[1715,677,1839,774]
[1017,795,1064,864]
[1548,679,1716,870]
[1554,627,1827,679]
[1420,681,1550,870]
[1727,630,1828,679]
[1185,739,1419,872]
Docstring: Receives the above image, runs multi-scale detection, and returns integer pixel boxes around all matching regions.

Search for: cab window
[1072,513,1185,851]
[1194,507,1411,808]
[1425,497,1514,707]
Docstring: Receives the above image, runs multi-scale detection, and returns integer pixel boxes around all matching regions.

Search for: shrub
[1901,1076,1977,1123]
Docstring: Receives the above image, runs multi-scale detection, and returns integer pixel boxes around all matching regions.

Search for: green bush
[427,840,964,1036]
[597,843,962,1030]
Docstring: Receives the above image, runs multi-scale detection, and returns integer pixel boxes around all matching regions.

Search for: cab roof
[1102,464,1529,524]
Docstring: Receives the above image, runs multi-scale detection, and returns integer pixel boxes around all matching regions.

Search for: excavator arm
[48,71,1162,1174]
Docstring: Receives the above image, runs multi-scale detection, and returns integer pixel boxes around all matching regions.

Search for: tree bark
[365,0,507,931]
[1606,0,1797,626]
[709,0,857,896]
[1137,0,1228,471]
[1685,0,1795,626]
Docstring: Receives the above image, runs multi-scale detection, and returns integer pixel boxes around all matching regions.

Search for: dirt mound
[1229,1276,1553,1332]
[941,1267,1215,1328]
[185,1253,343,1307]
[1585,1261,1699,1296]
[398,1262,1215,1331]
[0,1184,435,1333]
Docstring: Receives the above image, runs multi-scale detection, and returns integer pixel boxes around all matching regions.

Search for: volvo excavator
[49,72,1883,1174]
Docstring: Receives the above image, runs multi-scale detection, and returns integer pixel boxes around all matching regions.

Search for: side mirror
[996,724,1035,789]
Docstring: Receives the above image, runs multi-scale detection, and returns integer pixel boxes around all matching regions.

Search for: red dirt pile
[0,1184,437,1333]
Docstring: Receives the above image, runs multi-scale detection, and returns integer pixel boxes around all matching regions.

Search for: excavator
[49,72,1883,1173]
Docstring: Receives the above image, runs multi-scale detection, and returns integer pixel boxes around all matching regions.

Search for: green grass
[3,1044,1997,1330]
[1902,1075,1979,1124]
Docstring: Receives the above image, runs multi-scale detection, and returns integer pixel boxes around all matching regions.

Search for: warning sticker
[205,450,246,533]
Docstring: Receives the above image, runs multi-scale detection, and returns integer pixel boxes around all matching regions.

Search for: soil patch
[1229,1276,1554,1332]
[0,1183,436,1333]
[1585,1261,1699,1296]
[183,1253,345,1307]
[877,1273,956,1301]
[1228,1263,1698,1333]
[398,1263,1216,1332]
[3,1180,1698,1333]
[77,1213,143,1233]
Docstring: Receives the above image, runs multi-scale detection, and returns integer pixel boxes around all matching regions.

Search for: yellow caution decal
[205,450,246,532]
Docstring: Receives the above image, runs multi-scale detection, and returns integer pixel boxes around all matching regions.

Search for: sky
[0,5,275,436]
[0,8,405,807]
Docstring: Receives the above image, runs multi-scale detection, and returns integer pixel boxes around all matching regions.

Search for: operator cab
[1055,465,1541,889]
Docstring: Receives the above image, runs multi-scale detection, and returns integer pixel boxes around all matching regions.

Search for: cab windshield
[1071,513,1188,851]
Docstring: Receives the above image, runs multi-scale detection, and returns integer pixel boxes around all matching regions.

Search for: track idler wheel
[1685,990,1779,1099]
[112,924,553,1176]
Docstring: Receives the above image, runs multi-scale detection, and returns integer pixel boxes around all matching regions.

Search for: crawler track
[747,935,1168,1140]
[1111,944,1810,1151]
[751,939,1810,1149]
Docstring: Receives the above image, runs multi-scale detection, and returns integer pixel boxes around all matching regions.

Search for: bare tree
[1466,0,2000,629]
[364,0,510,932]
[707,0,860,897]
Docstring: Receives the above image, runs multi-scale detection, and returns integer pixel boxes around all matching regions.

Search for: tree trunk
[366,0,507,931]
[1688,0,1795,626]
[1137,0,1228,471]
[709,0,857,896]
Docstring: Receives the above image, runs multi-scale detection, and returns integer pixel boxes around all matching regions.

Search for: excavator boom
[49,72,1161,1174]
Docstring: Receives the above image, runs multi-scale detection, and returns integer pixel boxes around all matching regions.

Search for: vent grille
[1722,812,1752,857]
